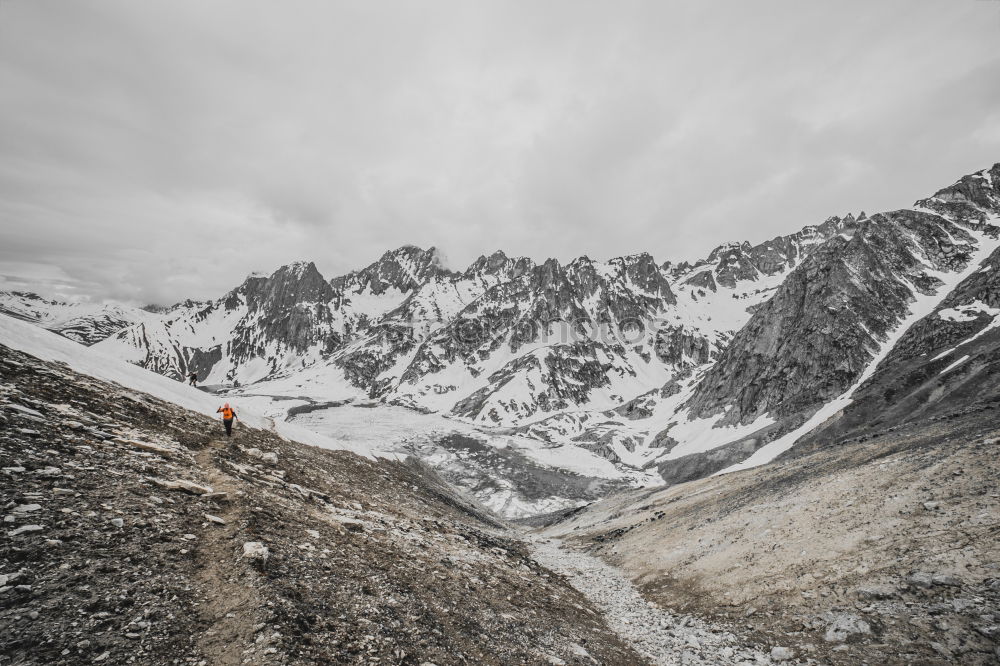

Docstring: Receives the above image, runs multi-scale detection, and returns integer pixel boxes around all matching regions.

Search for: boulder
[824,613,872,643]
[770,646,795,661]
[242,541,269,569]
[855,584,897,600]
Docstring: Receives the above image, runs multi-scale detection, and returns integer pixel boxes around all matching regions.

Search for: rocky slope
[0,342,646,665]
[533,406,1000,665]
[791,224,1000,454]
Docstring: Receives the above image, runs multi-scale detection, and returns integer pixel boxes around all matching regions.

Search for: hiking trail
[190,438,262,666]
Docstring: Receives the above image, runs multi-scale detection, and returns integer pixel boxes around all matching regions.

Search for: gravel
[528,535,771,665]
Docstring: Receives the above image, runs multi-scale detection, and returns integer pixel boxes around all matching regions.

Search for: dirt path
[191,439,264,666]
[526,535,771,666]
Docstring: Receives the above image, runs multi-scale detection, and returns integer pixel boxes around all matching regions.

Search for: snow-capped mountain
[8,163,1000,495]
[90,237,823,430]
[0,291,157,346]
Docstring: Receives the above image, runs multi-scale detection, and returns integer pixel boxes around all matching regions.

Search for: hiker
[188,372,198,386]
[217,403,237,437]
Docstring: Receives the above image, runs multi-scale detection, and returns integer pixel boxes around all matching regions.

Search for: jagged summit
[331,245,447,295]
[919,162,1000,217]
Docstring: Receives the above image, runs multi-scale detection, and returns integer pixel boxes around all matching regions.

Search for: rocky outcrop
[684,210,987,426]
[791,242,1000,452]
[917,163,1000,223]
[654,324,712,367]
[239,261,337,352]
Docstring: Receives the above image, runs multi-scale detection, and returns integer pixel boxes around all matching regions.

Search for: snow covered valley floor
[225,392,655,518]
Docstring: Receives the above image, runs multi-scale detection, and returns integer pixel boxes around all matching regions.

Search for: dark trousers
[223,418,233,436]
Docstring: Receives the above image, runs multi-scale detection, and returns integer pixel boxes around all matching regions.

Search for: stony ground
[534,411,1000,665]
[8,336,999,666]
[528,535,771,665]
[0,343,644,665]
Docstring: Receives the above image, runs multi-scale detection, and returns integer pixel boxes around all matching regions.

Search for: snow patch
[940,355,970,375]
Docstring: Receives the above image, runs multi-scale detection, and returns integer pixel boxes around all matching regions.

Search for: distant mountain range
[4,162,999,486]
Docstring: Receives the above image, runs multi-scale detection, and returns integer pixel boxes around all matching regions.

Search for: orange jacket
[218,406,235,420]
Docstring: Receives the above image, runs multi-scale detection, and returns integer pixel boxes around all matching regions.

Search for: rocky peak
[928,163,1000,209]
[7,290,44,301]
[663,261,693,281]
[223,273,269,310]
[916,163,1000,223]
[609,253,675,303]
[684,207,986,427]
[468,249,509,271]
[703,242,757,288]
[333,245,445,295]
[464,250,534,279]
[707,241,752,264]
[269,260,331,300]
[535,258,566,291]
[814,213,861,239]
[237,261,333,314]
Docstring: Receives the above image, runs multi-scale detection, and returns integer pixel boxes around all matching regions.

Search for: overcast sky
[1,0,999,305]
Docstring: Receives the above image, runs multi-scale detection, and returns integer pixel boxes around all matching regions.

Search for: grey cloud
[1,0,998,304]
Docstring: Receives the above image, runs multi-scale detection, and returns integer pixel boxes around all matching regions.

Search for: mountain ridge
[3,161,999,502]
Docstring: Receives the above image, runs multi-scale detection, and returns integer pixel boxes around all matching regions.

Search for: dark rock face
[654,324,712,366]
[886,246,1000,366]
[791,242,1000,453]
[614,388,659,420]
[654,436,763,485]
[239,262,337,353]
[684,211,986,427]
[683,268,717,292]
[185,346,223,384]
[709,242,759,288]
[208,263,342,380]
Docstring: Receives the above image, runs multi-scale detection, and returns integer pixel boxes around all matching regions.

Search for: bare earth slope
[535,410,1000,665]
[0,344,642,665]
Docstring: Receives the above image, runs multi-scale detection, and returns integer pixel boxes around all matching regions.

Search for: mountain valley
[3,162,1000,664]
[5,163,1000,518]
